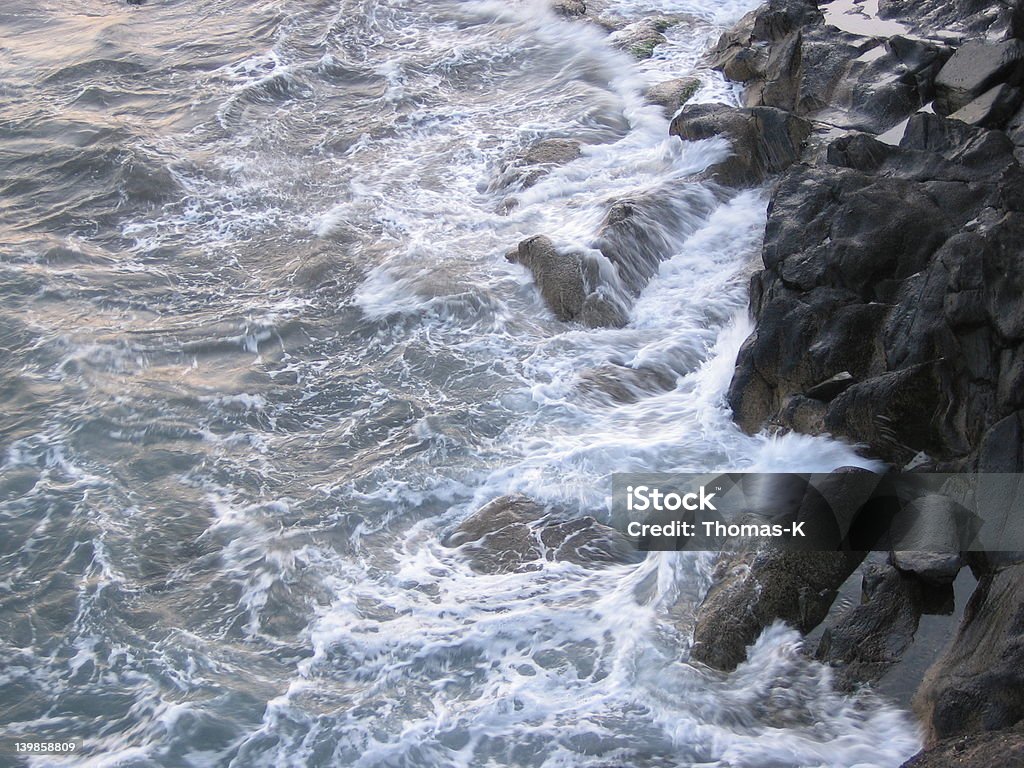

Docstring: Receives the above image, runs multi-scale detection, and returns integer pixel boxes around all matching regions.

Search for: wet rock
[914,563,1024,742]
[690,548,865,671]
[592,190,716,295]
[933,38,1024,115]
[815,564,925,690]
[610,20,667,60]
[669,103,812,186]
[900,722,1024,768]
[645,77,701,116]
[506,235,628,328]
[444,495,638,574]
[551,0,586,18]
[949,82,1024,128]
[495,138,582,191]
[730,113,1024,466]
[575,363,677,404]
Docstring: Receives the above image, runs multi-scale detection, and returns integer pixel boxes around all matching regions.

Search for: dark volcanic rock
[506,235,628,328]
[670,103,811,186]
[933,38,1024,115]
[816,564,925,690]
[445,495,637,574]
[948,82,1024,128]
[729,113,1024,467]
[914,564,1024,742]
[900,722,1024,768]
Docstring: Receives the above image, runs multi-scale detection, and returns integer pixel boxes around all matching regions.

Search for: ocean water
[0,1,921,766]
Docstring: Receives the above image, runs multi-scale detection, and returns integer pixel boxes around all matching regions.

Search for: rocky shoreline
[453,1,1024,765]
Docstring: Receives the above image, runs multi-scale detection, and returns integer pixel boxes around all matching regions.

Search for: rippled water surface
[1,1,921,766]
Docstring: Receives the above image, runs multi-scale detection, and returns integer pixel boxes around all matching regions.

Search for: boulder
[948,83,1024,128]
[669,103,812,186]
[892,551,964,586]
[495,138,582,191]
[609,20,667,60]
[645,77,701,116]
[933,38,1024,115]
[506,235,628,328]
[815,564,925,690]
[690,548,865,670]
[444,495,638,574]
[900,723,1024,768]
[914,563,1024,742]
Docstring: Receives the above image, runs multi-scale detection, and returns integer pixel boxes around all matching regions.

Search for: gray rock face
[728,113,1024,469]
[914,564,1024,742]
[494,138,582,192]
[506,235,628,328]
[444,495,638,574]
[669,103,812,186]
[690,548,865,671]
[900,723,1024,768]
[934,38,1024,115]
[816,564,925,690]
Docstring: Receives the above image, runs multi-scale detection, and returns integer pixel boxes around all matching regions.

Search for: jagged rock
[551,0,586,18]
[815,564,925,690]
[879,0,1017,39]
[691,548,866,670]
[914,563,1024,742]
[506,235,628,328]
[729,113,1024,465]
[900,722,1024,768]
[609,20,667,59]
[669,103,811,186]
[645,77,701,116]
[933,38,1024,115]
[444,495,637,574]
[949,83,1024,128]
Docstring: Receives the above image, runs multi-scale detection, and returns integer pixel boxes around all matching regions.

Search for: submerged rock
[444,495,638,574]
[551,0,587,18]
